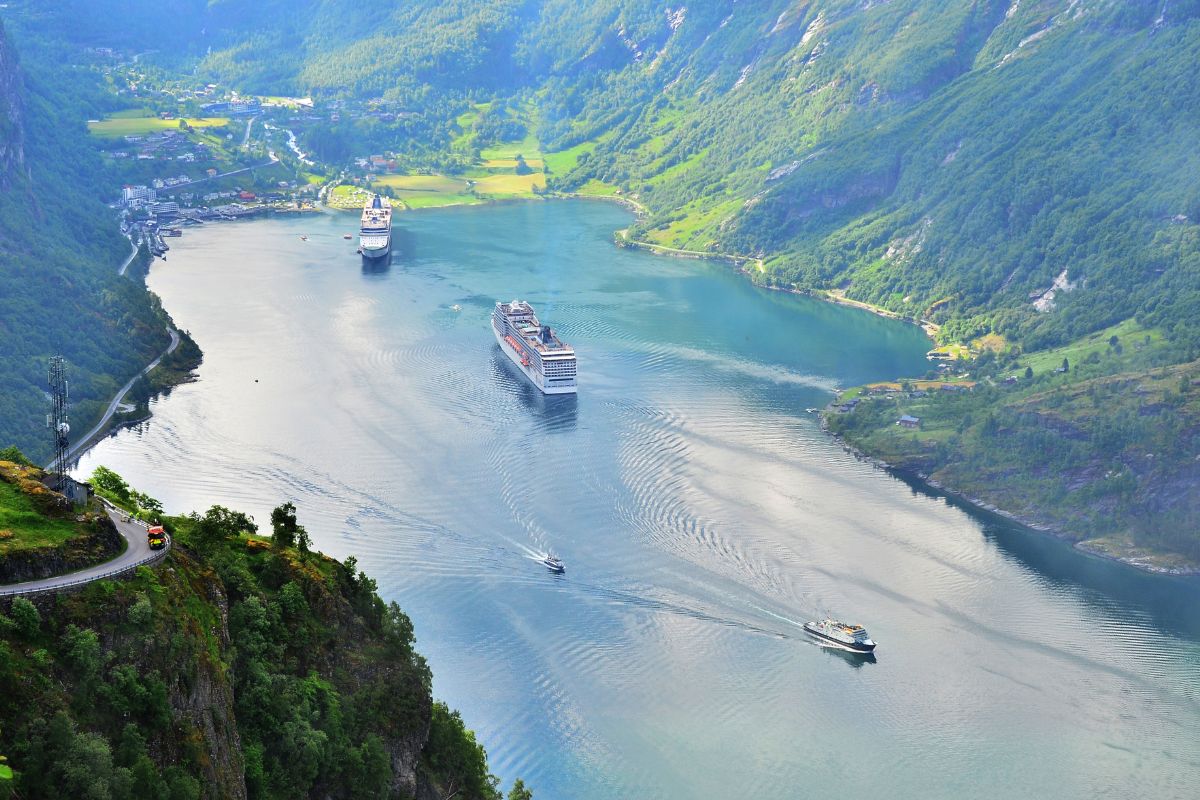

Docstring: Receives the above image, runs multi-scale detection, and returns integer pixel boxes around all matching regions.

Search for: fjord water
[79,203,1200,798]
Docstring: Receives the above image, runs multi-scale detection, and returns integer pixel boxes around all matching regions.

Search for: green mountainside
[0,471,508,800]
[0,17,173,463]
[4,1,1198,558]
[57,0,1200,350]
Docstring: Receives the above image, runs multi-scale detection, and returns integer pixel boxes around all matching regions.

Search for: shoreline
[62,327,186,471]
[820,417,1200,577]
[106,195,1195,579]
[585,201,1194,579]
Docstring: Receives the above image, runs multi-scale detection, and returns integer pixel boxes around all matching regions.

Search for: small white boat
[803,619,877,654]
[542,554,565,573]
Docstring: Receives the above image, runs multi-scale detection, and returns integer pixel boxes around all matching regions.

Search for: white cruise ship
[359,194,392,259]
[492,300,577,394]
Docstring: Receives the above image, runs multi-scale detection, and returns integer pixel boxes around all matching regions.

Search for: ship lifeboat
[521,356,530,367]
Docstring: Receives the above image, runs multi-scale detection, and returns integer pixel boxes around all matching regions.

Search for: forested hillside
[44,0,1200,352]
[8,0,1200,561]
[0,17,170,463]
[0,474,507,799]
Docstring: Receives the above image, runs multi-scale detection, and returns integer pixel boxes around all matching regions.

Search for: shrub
[8,598,39,639]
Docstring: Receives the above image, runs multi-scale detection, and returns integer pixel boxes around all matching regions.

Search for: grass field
[0,474,79,555]
[403,194,483,209]
[1023,319,1164,375]
[480,131,542,162]
[370,174,482,208]
[88,115,230,137]
[373,174,471,193]
[543,141,598,175]
[483,158,544,170]
[571,179,621,196]
[472,173,546,196]
[643,198,741,249]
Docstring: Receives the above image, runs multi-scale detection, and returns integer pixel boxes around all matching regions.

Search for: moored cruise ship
[492,300,577,394]
[359,194,392,259]
[802,619,877,654]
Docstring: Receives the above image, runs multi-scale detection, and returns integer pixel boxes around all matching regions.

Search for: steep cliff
[0,499,503,800]
[0,17,171,464]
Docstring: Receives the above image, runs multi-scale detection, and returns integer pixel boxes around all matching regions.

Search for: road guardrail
[0,500,172,597]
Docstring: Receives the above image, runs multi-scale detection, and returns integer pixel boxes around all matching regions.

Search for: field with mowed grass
[480,131,542,162]
[373,174,470,193]
[473,173,545,196]
[87,115,230,137]
[369,174,483,209]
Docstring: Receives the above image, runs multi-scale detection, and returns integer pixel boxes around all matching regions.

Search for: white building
[121,185,156,205]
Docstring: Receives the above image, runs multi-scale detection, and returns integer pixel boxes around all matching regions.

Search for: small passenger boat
[803,619,876,654]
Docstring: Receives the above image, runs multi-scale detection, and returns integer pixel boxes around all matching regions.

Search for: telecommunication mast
[47,356,70,486]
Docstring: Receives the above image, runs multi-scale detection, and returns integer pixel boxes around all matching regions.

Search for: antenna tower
[47,356,70,485]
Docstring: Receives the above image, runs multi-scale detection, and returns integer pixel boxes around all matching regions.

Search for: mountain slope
[0,488,504,800]
[69,0,1199,352]
[0,17,171,463]
[722,2,1200,351]
[13,0,1200,560]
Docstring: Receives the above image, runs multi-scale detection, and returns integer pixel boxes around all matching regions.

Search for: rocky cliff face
[0,19,26,186]
[0,526,482,800]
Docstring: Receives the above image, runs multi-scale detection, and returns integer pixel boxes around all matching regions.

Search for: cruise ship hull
[360,240,390,259]
[493,325,577,395]
[802,623,877,654]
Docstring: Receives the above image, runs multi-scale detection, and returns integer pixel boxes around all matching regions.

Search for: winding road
[4,228,179,597]
[64,327,180,464]
[0,503,170,596]
[117,236,139,276]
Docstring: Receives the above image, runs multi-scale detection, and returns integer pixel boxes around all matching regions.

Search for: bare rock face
[0,20,26,186]
[166,568,248,800]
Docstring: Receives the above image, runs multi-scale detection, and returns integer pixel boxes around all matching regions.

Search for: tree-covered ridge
[724,3,1200,352]
[0,17,171,463]
[0,485,514,799]
[45,1,1200,355]
[826,331,1200,568]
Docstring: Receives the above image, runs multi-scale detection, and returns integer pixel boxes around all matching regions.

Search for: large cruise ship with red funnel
[492,300,577,394]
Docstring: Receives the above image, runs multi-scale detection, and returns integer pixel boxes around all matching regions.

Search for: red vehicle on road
[147,525,167,550]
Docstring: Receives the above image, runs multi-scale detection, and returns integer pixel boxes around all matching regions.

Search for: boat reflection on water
[819,643,877,669]
[492,351,578,433]
[360,228,413,278]
[360,250,391,277]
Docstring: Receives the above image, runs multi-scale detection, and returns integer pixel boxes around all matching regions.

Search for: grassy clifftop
[0,455,123,584]
[0,483,515,800]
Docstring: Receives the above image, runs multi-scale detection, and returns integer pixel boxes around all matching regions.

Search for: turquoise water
[79,202,1200,799]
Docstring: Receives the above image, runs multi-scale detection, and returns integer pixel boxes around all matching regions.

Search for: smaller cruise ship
[542,554,565,573]
[359,194,392,259]
[803,619,877,654]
